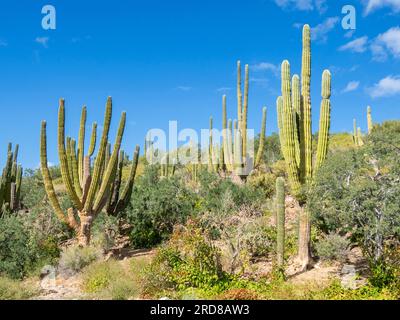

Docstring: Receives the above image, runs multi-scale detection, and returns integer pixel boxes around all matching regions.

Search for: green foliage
[309,121,400,282]
[58,245,102,274]
[0,214,61,279]
[0,277,39,300]
[254,133,283,166]
[197,170,264,213]
[314,233,349,262]
[126,165,196,248]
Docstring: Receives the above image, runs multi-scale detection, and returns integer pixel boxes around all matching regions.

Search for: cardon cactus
[277,24,331,271]
[276,177,286,268]
[0,144,23,213]
[40,97,140,246]
[367,106,373,134]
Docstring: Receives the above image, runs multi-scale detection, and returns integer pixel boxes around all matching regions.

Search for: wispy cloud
[35,37,49,48]
[368,75,400,98]
[216,87,232,92]
[363,0,400,15]
[344,30,356,39]
[342,81,360,93]
[176,86,192,91]
[311,17,339,42]
[274,0,327,13]
[371,27,400,61]
[339,36,369,53]
[250,62,280,76]
[0,39,7,47]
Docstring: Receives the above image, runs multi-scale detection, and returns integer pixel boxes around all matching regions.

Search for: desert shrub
[91,212,121,252]
[141,221,230,298]
[197,171,264,213]
[126,165,196,248]
[0,213,61,279]
[314,233,350,262]
[58,245,102,275]
[247,172,277,198]
[309,122,400,279]
[0,277,39,300]
[254,133,283,166]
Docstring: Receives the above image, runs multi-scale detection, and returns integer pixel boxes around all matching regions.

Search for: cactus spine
[276,177,285,267]
[40,97,140,246]
[277,25,331,270]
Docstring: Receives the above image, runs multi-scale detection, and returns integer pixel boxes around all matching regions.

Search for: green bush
[0,277,39,300]
[58,245,102,274]
[0,214,61,279]
[314,233,349,262]
[126,166,196,248]
[309,121,400,276]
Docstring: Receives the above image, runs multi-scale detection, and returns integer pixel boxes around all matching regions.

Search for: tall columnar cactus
[0,144,23,213]
[276,177,286,268]
[367,106,373,134]
[277,25,331,270]
[40,97,140,246]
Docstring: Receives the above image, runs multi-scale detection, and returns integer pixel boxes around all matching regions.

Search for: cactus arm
[242,64,249,159]
[276,177,286,267]
[292,75,301,168]
[301,24,312,183]
[84,97,113,212]
[40,121,69,226]
[237,61,243,123]
[367,106,373,134]
[15,165,22,209]
[93,111,126,213]
[315,70,331,172]
[70,139,83,198]
[281,61,301,193]
[78,106,87,185]
[255,106,267,168]
[208,116,213,171]
[115,145,140,213]
[12,144,19,163]
[88,122,97,157]
[58,100,83,210]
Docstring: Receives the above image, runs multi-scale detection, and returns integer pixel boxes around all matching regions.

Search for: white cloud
[35,37,49,48]
[371,27,400,61]
[368,75,400,98]
[342,81,360,93]
[176,86,192,91]
[250,62,280,77]
[311,17,339,42]
[363,0,400,15]
[274,0,327,12]
[216,87,232,92]
[339,36,369,53]
[344,30,355,38]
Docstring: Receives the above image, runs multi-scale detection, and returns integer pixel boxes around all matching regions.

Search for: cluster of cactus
[40,97,140,246]
[0,143,23,213]
[208,62,267,178]
[277,25,331,270]
[353,106,373,147]
[275,177,285,268]
[160,151,177,178]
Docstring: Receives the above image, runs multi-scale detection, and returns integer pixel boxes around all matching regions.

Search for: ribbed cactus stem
[58,100,83,210]
[93,111,126,213]
[88,122,97,157]
[255,107,267,168]
[234,129,243,176]
[40,121,69,226]
[242,64,249,159]
[237,61,243,123]
[84,97,113,212]
[353,119,358,146]
[276,177,285,267]
[301,24,312,183]
[292,75,301,167]
[78,106,87,186]
[367,106,373,134]
[70,139,83,198]
[315,70,331,172]
[277,96,286,159]
[281,60,301,194]
[208,116,213,172]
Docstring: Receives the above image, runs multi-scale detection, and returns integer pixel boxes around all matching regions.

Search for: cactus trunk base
[296,207,311,271]
[77,211,93,246]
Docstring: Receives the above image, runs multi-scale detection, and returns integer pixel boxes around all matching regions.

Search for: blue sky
[0,0,399,169]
